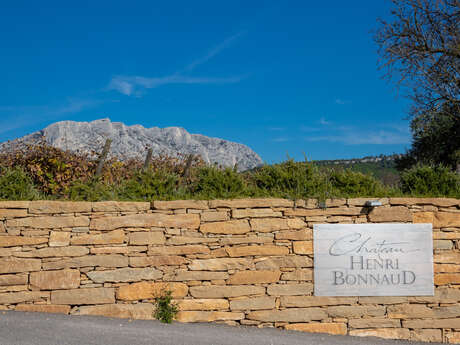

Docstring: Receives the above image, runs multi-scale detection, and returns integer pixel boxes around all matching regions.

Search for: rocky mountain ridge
[0,119,263,171]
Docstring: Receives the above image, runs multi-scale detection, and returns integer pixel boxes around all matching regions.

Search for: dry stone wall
[0,198,459,343]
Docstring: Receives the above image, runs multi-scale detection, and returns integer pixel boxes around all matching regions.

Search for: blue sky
[0,1,411,163]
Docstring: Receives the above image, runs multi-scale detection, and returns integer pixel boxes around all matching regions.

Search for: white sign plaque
[314,224,434,296]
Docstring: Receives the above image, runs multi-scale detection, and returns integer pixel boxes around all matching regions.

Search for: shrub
[153,290,178,324]
[400,164,460,197]
[328,169,388,197]
[190,166,249,199]
[67,178,115,201]
[0,167,40,200]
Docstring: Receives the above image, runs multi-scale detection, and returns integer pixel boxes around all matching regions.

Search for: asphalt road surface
[0,311,442,345]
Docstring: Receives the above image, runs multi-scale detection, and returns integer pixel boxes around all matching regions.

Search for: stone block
[280,269,313,281]
[42,254,128,270]
[75,304,154,319]
[435,252,460,264]
[403,318,460,328]
[0,258,41,273]
[200,211,228,222]
[129,256,187,267]
[280,296,356,307]
[226,245,289,257]
[189,285,265,298]
[153,200,208,210]
[200,220,250,235]
[327,305,385,318]
[433,239,453,249]
[175,311,244,322]
[29,201,92,214]
[347,198,389,206]
[0,209,28,219]
[247,308,327,322]
[117,282,188,300]
[220,236,273,245]
[30,269,80,290]
[390,198,459,207]
[349,328,410,340]
[71,230,125,245]
[173,270,228,281]
[250,218,307,233]
[129,231,165,245]
[434,212,460,228]
[435,273,460,285]
[15,304,70,314]
[26,246,89,258]
[410,329,442,343]
[0,274,28,286]
[349,318,400,328]
[368,206,412,222]
[0,201,30,209]
[232,208,282,219]
[267,283,313,296]
[292,241,313,254]
[167,236,218,245]
[148,245,210,256]
[51,288,115,305]
[0,236,48,247]
[189,258,253,271]
[209,198,293,208]
[92,201,150,212]
[229,296,275,311]
[275,229,312,240]
[90,213,200,230]
[49,231,71,247]
[285,323,347,335]
[177,299,229,311]
[255,256,312,269]
[87,267,162,283]
[0,291,49,304]
[227,270,280,285]
[7,216,90,228]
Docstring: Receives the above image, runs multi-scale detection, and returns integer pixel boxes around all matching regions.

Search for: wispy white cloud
[108,31,246,96]
[334,98,351,105]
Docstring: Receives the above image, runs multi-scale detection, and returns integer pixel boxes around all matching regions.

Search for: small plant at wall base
[154,290,178,324]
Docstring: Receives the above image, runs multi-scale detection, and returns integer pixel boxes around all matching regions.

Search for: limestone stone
[175,311,244,322]
[200,211,228,222]
[347,198,389,206]
[90,213,200,230]
[285,323,347,335]
[173,270,228,281]
[51,288,115,305]
[410,287,460,303]
[0,209,28,219]
[368,206,412,222]
[275,229,312,240]
[247,308,327,322]
[434,239,453,249]
[148,245,210,256]
[87,267,162,283]
[200,220,250,235]
[410,329,442,343]
[92,201,150,212]
[284,207,363,217]
[129,256,187,267]
[189,258,253,271]
[434,212,460,228]
[0,291,49,304]
[434,252,460,263]
[227,270,280,285]
[358,297,408,304]
[435,273,460,285]
[75,303,154,319]
[220,236,273,245]
[27,246,89,258]
[153,200,208,210]
[0,274,28,286]
[29,201,92,214]
[90,246,147,254]
[30,269,80,290]
[434,263,460,273]
[390,197,459,207]
[177,299,229,311]
[250,218,307,233]
[255,256,312,269]
[209,198,294,208]
[229,296,275,311]
[446,332,460,344]
[281,269,313,281]
[226,245,289,257]
[71,230,125,245]
[189,285,265,298]
[129,231,165,245]
[325,198,347,207]
[7,216,89,228]
[292,241,313,254]
[117,282,188,300]
[232,208,282,218]
[413,212,434,224]
[349,328,410,340]
[327,305,385,318]
[267,283,313,296]
[0,258,41,273]
[0,236,48,247]
[15,304,70,314]
[403,318,460,328]
[167,236,218,245]
[0,201,30,209]
[42,254,128,269]
[349,318,400,328]
[280,296,356,307]
[49,231,71,247]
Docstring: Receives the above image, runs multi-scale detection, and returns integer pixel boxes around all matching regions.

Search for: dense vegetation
[0,143,458,201]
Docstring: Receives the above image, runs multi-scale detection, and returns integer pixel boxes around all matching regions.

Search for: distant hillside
[314,154,401,186]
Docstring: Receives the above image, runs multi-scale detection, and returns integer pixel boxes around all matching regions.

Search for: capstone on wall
[0,198,459,343]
